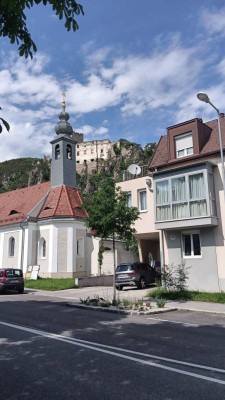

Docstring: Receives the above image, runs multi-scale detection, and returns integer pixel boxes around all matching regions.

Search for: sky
[1,0,225,161]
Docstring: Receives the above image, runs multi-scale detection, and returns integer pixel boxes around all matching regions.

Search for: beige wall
[117,177,156,235]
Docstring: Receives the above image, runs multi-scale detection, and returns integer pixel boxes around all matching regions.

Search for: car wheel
[115,285,123,291]
[138,277,146,289]
[18,288,24,294]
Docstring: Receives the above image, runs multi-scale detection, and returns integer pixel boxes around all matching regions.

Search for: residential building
[116,167,160,268]
[149,115,225,292]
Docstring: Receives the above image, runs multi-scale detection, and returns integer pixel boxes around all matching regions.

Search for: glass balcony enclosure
[154,163,217,227]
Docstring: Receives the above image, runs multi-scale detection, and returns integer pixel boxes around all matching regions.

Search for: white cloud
[200,7,225,36]
[77,124,109,140]
[1,4,225,161]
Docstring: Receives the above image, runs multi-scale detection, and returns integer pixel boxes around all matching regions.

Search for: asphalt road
[1,292,225,399]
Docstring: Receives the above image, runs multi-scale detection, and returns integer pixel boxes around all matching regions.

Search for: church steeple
[50,94,77,188]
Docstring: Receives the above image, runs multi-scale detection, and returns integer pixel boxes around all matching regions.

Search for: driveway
[27,285,156,302]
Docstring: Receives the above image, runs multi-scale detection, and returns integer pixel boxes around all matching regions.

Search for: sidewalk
[26,286,225,316]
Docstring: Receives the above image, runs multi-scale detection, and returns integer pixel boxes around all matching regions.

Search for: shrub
[162,261,190,292]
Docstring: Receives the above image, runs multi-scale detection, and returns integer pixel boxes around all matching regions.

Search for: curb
[67,302,178,315]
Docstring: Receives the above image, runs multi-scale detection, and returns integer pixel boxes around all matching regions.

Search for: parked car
[115,262,160,290]
[0,268,24,294]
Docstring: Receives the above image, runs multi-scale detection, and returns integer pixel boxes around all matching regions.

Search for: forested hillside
[0,140,156,194]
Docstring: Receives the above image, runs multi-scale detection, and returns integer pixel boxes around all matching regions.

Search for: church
[0,99,90,278]
[0,99,136,278]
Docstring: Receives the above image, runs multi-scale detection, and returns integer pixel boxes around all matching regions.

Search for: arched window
[9,237,15,257]
[55,144,60,159]
[66,144,72,159]
[39,237,46,258]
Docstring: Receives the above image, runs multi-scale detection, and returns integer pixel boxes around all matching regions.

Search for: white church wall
[37,227,50,276]
[57,227,68,273]
[2,230,21,269]
[75,227,86,275]
[0,232,3,268]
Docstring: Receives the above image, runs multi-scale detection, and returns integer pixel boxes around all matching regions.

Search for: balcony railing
[117,165,148,182]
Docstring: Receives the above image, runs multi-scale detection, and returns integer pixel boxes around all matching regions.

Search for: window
[155,170,209,221]
[9,237,15,257]
[77,238,84,256]
[156,180,171,220]
[127,192,132,208]
[55,144,60,159]
[182,231,201,257]
[138,190,147,211]
[66,144,72,159]
[175,132,193,158]
[77,151,79,156]
[39,237,46,259]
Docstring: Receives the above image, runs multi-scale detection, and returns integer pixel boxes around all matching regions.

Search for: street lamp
[197,92,225,201]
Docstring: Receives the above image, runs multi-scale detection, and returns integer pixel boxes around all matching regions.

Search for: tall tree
[0,0,84,58]
[83,177,140,244]
[83,176,140,301]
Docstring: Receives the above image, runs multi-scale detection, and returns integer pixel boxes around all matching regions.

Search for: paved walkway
[26,286,225,315]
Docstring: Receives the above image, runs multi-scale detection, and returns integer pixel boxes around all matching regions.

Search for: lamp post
[197,92,225,202]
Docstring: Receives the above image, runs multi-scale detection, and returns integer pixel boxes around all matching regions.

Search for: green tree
[144,142,157,160]
[0,0,84,58]
[83,177,140,300]
[83,177,140,243]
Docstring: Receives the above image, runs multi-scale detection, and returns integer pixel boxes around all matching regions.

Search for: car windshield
[116,265,132,272]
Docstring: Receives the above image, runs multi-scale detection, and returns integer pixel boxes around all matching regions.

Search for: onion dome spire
[54,91,73,135]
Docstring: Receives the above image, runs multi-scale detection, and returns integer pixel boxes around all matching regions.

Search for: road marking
[0,320,225,385]
[147,317,199,327]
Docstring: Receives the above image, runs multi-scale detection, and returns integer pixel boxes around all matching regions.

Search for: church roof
[0,182,87,226]
[38,185,88,220]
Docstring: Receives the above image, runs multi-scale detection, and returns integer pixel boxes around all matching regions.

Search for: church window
[66,144,72,159]
[39,237,46,258]
[9,237,15,257]
[55,144,60,159]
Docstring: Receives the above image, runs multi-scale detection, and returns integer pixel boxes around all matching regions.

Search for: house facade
[149,115,225,292]
[116,172,160,269]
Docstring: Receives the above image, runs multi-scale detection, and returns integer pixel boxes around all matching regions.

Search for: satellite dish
[127,164,141,177]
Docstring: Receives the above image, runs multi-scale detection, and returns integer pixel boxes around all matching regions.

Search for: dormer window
[175,132,193,158]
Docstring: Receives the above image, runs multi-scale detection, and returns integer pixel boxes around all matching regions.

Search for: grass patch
[25,278,77,291]
[148,288,225,303]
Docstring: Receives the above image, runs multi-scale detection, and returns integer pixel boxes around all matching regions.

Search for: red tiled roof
[0,182,87,226]
[38,185,88,220]
[149,116,225,171]
[0,182,50,226]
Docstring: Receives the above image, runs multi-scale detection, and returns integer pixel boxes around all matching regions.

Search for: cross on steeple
[61,90,66,111]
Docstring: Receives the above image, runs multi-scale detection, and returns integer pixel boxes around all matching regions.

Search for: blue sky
[0,0,225,161]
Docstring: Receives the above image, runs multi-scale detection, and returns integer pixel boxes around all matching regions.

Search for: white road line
[61,335,225,374]
[147,317,199,327]
[0,320,225,386]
